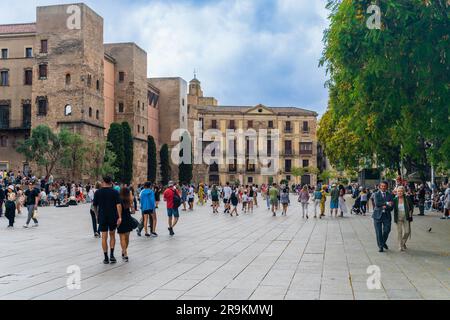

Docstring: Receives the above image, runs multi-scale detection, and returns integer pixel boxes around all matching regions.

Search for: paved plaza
[0,196,449,300]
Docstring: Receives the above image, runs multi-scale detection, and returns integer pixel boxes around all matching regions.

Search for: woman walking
[211,185,220,213]
[5,187,16,228]
[393,186,413,251]
[89,182,101,238]
[280,188,290,216]
[338,187,348,217]
[230,189,239,216]
[117,187,136,262]
[320,185,327,218]
[15,185,24,214]
[298,185,310,219]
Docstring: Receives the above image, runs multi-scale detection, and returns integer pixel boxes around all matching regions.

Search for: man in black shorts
[93,176,122,264]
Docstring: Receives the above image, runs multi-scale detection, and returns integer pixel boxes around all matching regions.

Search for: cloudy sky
[0,0,330,115]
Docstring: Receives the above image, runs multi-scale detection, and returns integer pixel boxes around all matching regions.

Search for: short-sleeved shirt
[24,188,40,206]
[223,186,232,199]
[93,188,121,224]
[269,187,279,202]
[164,187,178,209]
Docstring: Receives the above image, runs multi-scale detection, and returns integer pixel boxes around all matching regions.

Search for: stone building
[0,3,164,184]
[187,77,319,186]
[148,77,188,180]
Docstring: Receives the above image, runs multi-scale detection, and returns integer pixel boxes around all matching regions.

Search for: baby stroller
[352,195,362,215]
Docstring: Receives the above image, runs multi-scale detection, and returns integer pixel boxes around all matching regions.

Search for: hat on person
[168,181,174,186]
[7,185,14,191]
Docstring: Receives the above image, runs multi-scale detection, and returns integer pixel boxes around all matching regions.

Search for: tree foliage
[160,144,171,186]
[121,122,133,185]
[178,132,193,184]
[16,125,68,177]
[106,123,125,182]
[86,140,119,181]
[59,130,89,181]
[318,0,450,181]
[147,135,157,183]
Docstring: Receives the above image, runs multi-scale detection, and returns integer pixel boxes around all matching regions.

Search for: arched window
[142,126,145,134]
[96,80,100,91]
[65,73,71,85]
[64,104,72,116]
[96,110,99,120]
[88,107,92,117]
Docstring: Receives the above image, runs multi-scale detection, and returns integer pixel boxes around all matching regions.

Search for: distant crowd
[1,169,449,263]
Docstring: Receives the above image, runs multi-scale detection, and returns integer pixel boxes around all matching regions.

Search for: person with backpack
[313,186,323,219]
[137,182,156,237]
[211,185,220,213]
[230,188,239,217]
[280,188,290,216]
[164,181,181,236]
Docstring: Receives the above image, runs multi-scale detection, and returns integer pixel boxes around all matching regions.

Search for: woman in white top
[393,186,413,251]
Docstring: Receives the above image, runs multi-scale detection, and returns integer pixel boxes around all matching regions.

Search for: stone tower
[32,4,105,139]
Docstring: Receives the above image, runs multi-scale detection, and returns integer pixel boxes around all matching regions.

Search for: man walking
[372,181,394,252]
[223,182,232,214]
[269,183,279,216]
[23,182,40,228]
[137,182,156,237]
[93,176,122,264]
[164,181,181,236]
[417,184,426,216]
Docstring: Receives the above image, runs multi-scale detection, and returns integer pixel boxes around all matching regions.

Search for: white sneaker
[23,224,29,228]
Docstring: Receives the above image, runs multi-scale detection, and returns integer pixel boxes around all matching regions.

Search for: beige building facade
[188,78,319,186]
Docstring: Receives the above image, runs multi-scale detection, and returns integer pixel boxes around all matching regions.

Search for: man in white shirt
[188,185,195,211]
[223,182,232,214]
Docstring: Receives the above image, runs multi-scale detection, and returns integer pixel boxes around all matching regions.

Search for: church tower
[188,72,203,106]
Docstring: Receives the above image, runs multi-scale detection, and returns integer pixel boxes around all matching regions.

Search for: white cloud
[0,0,330,114]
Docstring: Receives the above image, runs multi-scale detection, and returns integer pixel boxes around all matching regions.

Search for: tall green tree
[86,140,119,181]
[178,132,193,184]
[160,144,171,186]
[60,130,89,181]
[106,123,125,182]
[147,135,157,183]
[319,0,450,182]
[16,125,68,177]
[121,122,133,185]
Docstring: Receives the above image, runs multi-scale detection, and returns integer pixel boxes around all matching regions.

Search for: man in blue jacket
[137,182,156,237]
[373,181,394,252]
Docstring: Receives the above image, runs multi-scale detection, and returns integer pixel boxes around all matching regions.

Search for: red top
[163,187,179,209]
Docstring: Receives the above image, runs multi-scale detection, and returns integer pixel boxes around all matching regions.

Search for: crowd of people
[1,169,449,263]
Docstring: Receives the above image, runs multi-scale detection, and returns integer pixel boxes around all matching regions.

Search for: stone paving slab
[0,195,449,300]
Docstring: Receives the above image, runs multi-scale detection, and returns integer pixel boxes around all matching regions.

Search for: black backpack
[172,189,182,209]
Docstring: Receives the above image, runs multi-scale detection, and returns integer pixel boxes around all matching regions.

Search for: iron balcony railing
[0,119,32,130]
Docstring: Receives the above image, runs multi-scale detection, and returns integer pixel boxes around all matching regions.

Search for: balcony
[283,149,295,157]
[0,119,31,131]
[284,128,293,134]
[300,149,313,155]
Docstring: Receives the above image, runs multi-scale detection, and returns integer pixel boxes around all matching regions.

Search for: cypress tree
[121,121,133,184]
[147,135,157,183]
[160,144,171,186]
[106,123,125,182]
[178,132,193,184]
